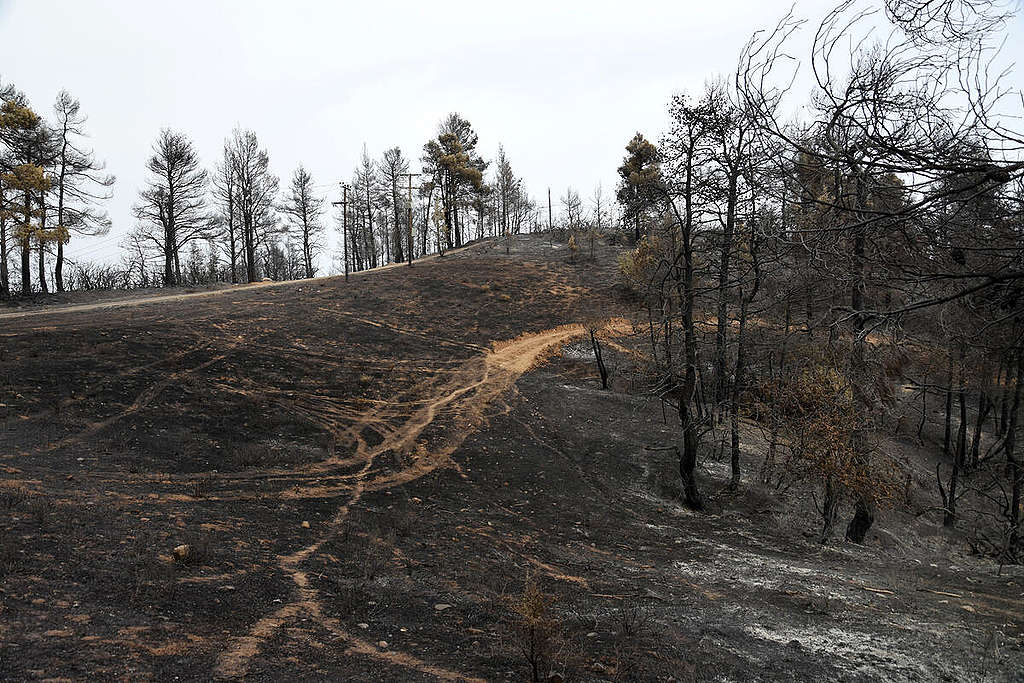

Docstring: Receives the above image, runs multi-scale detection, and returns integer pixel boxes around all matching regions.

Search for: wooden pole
[331,184,349,281]
[547,187,553,246]
[343,185,349,281]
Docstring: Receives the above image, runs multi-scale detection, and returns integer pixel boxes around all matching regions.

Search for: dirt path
[0,240,490,322]
[212,319,630,679]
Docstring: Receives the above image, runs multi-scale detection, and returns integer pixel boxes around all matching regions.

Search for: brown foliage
[749,346,901,527]
[507,574,560,682]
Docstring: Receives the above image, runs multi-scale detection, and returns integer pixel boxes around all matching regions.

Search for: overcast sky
[0,1,1020,269]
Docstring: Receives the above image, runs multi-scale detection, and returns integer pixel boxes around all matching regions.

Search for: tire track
[213,320,630,680]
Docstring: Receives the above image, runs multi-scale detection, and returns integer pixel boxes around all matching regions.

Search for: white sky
[0,1,1021,268]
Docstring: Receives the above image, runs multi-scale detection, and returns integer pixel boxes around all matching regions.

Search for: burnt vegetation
[2,0,1024,680]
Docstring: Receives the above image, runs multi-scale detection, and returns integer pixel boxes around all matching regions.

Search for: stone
[172,544,190,562]
[301,520,311,529]
[434,603,453,611]
[377,640,388,649]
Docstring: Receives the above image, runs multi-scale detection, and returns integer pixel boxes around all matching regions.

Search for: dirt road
[0,240,489,322]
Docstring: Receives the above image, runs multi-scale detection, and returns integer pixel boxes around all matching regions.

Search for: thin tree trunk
[764,302,791,481]
[37,240,47,294]
[228,214,237,284]
[916,376,928,442]
[945,353,967,527]
[454,199,462,248]
[970,388,990,468]
[714,173,737,415]
[999,355,1012,436]
[821,474,841,542]
[37,192,48,294]
[590,330,608,390]
[227,183,237,284]
[1005,349,1023,558]
[957,358,968,463]
[20,190,31,295]
[55,240,64,293]
[55,136,68,293]
[729,289,748,491]
[944,351,955,456]
[163,222,175,287]
[245,217,256,283]
[805,290,813,338]
[304,231,313,278]
[0,200,8,297]
[422,188,433,257]
[676,142,702,511]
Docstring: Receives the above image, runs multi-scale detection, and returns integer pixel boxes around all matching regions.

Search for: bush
[507,574,560,682]
[750,348,900,541]
[617,236,664,293]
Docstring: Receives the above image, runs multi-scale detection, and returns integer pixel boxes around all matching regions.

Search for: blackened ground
[0,234,1021,682]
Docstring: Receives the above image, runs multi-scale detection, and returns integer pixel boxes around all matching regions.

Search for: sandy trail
[212,319,630,680]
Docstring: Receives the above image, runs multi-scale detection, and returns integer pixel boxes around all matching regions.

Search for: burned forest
[1,0,1023,680]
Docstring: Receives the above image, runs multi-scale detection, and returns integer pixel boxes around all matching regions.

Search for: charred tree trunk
[845,173,875,544]
[764,302,791,481]
[805,290,813,338]
[20,190,31,295]
[0,199,8,297]
[36,191,48,294]
[999,355,1013,437]
[917,379,928,444]
[677,164,703,511]
[55,240,64,293]
[944,352,954,456]
[945,352,967,527]
[590,330,609,390]
[228,214,238,284]
[970,389,990,468]
[36,240,46,294]
[1005,349,1023,559]
[713,172,738,415]
[729,289,748,491]
[163,233,175,287]
[0,185,8,297]
[243,199,257,283]
[821,474,841,543]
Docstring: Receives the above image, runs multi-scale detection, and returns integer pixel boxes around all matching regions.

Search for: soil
[0,234,1021,681]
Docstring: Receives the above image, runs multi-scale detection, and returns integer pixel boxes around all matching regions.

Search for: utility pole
[547,187,553,246]
[399,172,420,266]
[331,183,349,281]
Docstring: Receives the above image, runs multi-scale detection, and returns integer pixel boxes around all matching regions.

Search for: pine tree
[280,165,325,278]
[50,90,114,292]
[131,129,208,287]
[616,132,661,242]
